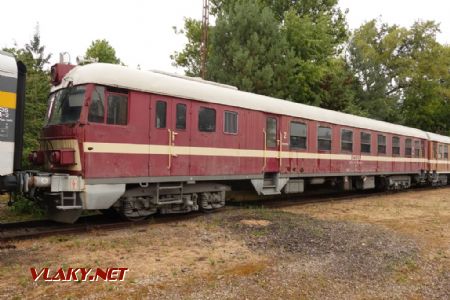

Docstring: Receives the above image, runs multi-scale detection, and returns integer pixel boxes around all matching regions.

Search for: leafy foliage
[170,19,203,77]
[172,1,450,134]
[84,39,121,64]
[348,20,450,133]
[208,1,293,98]
[3,25,51,168]
[174,0,355,110]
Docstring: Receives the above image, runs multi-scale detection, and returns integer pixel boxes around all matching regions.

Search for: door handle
[171,131,178,143]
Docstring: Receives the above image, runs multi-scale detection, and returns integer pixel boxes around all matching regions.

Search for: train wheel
[199,192,225,213]
[116,196,157,221]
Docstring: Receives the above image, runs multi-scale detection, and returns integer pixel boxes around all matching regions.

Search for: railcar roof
[426,132,450,144]
[56,63,445,140]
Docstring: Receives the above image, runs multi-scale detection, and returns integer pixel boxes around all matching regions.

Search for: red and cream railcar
[27,63,449,222]
[426,132,450,183]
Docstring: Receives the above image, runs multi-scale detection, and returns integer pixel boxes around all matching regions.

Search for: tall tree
[172,0,356,111]
[3,26,52,167]
[84,39,121,64]
[207,1,294,98]
[348,20,450,133]
[170,19,203,77]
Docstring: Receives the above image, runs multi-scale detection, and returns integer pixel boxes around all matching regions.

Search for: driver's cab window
[88,86,128,125]
[88,86,105,123]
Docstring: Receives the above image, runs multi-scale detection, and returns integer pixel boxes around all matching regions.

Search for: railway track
[0,212,206,244]
[1,186,448,244]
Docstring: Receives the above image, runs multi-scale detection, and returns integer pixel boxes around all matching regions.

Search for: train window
[47,85,86,125]
[107,94,128,125]
[405,139,412,156]
[377,134,386,154]
[445,145,449,159]
[88,86,105,123]
[341,129,353,152]
[198,107,216,132]
[421,141,426,158]
[392,137,400,155]
[414,140,420,157]
[360,132,371,153]
[266,117,277,148]
[176,104,187,130]
[224,111,238,134]
[433,143,438,159]
[156,101,167,128]
[290,122,307,149]
[439,144,443,159]
[318,126,332,151]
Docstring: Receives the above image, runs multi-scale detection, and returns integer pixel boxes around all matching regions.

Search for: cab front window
[47,85,86,125]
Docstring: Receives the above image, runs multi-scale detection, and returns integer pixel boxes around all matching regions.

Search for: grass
[0,195,44,222]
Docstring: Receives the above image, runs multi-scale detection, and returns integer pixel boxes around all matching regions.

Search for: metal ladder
[56,192,82,209]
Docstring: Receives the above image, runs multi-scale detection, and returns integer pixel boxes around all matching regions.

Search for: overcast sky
[1,0,449,73]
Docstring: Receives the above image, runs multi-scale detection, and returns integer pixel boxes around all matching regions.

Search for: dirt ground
[0,188,449,299]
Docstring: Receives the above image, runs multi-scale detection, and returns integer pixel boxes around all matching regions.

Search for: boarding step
[58,192,82,209]
[252,173,289,196]
[261,174,280,195]
[260,188,280,196]
[56,206,83,210]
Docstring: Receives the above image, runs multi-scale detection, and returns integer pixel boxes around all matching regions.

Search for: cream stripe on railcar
[54,63,430,140]
[0,50,18,176]
[83,142,434,164]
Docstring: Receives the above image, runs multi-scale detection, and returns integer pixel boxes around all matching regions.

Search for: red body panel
[41,86,449,181]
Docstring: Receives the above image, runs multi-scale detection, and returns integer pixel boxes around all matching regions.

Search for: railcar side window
[445,145,449,159]
[224,111,238,134]
[421,141,426,158]
[360,132,371,154]
[266,117,277,148]
[176,104,187,130]
[433,143,438,159]
[341,129,353,152]
[88,86,105,123]
[405,139,412,156]
[198,107,216,132]
[318,126,332,151]
[438,144,443,159]
[392,137,400,155]
[107,94,128,125]
[290,122,307,149]
[414,140,420,157]
[156,101,167,128]
[377,134,386,154]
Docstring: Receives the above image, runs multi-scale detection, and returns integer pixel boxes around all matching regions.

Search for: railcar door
[167,99,191,176]
[149,96,190,177]
[264,115,280,173]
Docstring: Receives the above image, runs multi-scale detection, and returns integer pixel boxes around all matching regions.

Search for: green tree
[318,58,359,113]
[348,20,450,133]
[170,19,203,77]
[84,39,121,64]
[172,0,356,112]
[347,20,405,122]
[3,26,51,167]
[207,1,294,98]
